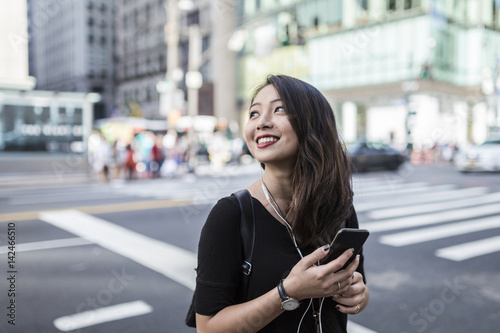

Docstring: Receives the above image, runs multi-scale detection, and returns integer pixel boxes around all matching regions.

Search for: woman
[194,75,369,332]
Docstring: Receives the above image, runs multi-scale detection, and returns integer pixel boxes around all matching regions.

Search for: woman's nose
[257,112,273,130]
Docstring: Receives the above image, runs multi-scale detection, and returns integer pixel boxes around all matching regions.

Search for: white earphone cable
[260,177,326,332]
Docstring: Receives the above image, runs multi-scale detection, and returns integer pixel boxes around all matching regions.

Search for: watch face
[282,299,300,311]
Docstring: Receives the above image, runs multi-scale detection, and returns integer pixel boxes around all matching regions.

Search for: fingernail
[357,254,360,259]
[350,248,355,253]
[335,305,340,310]
[323,244,330,252]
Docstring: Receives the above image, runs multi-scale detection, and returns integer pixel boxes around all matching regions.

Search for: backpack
[185,189,256,327]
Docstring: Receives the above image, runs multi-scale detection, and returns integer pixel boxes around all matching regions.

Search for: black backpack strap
[185,190,256,328]
[232,189,255,276]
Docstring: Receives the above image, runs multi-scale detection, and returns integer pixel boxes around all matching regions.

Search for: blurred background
[1,0,500,176]
[1,1,500,333]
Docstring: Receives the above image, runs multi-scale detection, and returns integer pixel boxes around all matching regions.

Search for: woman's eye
[275,106,285,113]
[249,111,258,118]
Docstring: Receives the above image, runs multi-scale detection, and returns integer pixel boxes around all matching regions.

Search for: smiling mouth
[257,137,279,144]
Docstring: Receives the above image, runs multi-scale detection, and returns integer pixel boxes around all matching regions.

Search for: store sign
[0,104,84,152]
[20,124,83,137]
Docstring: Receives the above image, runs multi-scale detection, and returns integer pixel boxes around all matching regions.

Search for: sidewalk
[0,152,94,189]
[0,152,262,189]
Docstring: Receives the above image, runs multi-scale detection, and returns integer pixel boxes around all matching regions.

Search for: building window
[388,0,413,11]
[88,34,94,44]
[493,0,500,28]
[388,0,396,11]
[146,4,151,22]
[187,10,200,26]
[159,54,165,71]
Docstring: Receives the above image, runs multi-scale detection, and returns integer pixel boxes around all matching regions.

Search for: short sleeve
[195,196,243,316]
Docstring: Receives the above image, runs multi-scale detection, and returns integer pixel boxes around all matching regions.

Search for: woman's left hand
[333,272,368,314]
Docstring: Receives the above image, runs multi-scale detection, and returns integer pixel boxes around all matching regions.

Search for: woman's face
[245,84,299,170]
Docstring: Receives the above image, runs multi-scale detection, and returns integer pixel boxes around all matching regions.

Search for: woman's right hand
[282,246,359,301]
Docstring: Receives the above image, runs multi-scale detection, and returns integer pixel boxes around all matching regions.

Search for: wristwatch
[277,279,300,311]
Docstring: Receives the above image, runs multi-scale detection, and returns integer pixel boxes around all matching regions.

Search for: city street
[0,162,499,332]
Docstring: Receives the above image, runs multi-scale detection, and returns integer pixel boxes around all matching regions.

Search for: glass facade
[0,91,94,152]
[236,0,500,147]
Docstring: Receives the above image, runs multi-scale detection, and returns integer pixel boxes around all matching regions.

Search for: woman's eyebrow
[250,98,282,109]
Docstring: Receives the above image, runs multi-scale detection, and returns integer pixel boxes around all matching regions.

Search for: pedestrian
[193,75,369,332]
[124,144,136,180]
[150,136,164,178]
[90,132,113,183]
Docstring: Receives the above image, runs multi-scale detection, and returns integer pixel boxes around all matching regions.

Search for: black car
[347,141,406,172]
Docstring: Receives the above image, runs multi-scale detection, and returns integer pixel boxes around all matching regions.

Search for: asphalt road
[0,162,499,333]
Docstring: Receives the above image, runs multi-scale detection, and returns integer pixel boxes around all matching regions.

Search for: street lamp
[157,0,202,119]
[186,24,202,117]
[157,0,186,119]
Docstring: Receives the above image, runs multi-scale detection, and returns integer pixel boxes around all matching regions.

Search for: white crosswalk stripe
[362,202,500,232]
[367,191,500,219]
[354,184,465,212]
[435,235,500,261]
[106,174,500,263]
[378,216,500,246]
[354,176,500,261]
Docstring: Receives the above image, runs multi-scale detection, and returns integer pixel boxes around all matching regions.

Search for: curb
[0,172,94,189]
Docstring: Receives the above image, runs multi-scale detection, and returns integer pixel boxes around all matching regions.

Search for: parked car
[454,139,500,173]
[347,141,406,172]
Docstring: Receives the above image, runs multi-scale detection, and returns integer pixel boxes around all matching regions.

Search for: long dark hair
[251,74,354,248]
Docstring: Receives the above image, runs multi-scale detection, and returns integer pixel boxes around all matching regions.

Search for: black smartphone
[321,228,369,270]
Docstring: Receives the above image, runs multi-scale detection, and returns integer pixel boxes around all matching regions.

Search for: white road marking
[38,210,378,333]
[435,236,500,261]
[379,216,500,246]
[39,209,197,290]
[347,320,379,333]
[0,237,92,254]
[361,202,500,233]
[356,181,428,194]
[368,191,500,219]
[354,185,478,212]
[7,187,112,205]
[53,300,152,332]
[355,183,433,200]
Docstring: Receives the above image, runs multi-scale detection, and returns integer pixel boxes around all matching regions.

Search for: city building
[235,0,500,150]
[29,0,115,120]
[0,0,97,152]
[114,0,217,120]
[0,0,36,90]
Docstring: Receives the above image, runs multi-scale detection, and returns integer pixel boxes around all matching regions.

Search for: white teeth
[257,137,278,144]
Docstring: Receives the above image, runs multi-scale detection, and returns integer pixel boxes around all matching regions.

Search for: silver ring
[355,305,361,313]
[337,282,341,290]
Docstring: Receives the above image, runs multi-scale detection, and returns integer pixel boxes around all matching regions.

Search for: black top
[195,194,365,333]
